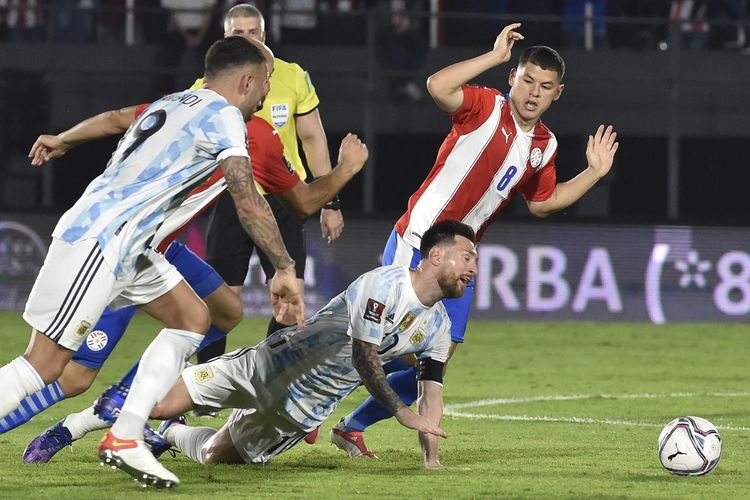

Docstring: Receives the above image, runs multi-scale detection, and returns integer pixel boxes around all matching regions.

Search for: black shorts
[205,191,306,286]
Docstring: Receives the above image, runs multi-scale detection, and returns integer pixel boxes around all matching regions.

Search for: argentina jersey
[344,265,452,364]
[252,265,452,429]
[52,89,248,276]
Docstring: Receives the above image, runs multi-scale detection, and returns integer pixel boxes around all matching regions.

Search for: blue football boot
[23,420,74,464]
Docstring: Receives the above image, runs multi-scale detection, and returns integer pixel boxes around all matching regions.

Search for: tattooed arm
[351,339,447,438]
[220,155,305,325]
[221,155,293,269]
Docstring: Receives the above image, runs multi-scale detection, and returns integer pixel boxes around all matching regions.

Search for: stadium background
[1,1,749,324]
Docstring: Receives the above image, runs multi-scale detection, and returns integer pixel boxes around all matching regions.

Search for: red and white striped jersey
[395,84,558,246]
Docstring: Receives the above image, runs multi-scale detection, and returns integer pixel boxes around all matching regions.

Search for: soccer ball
[657,416,722,476]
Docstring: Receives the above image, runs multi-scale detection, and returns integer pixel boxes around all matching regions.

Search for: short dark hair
[204,36,265,79]
[419,220,476,257]
[518,46,565,81]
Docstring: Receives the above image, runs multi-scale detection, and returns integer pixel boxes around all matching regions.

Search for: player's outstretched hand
[492,23,524,64]
[269,267,305,327]
[28,134,71,166]
[394,407,447,438]
[586,124,619,178]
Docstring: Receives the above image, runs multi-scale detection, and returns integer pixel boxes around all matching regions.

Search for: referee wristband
[322,195,341,211]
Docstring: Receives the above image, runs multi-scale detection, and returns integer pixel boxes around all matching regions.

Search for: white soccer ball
[657,416,722,476]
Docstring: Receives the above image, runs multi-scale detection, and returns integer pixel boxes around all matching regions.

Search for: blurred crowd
[0,0,748,52]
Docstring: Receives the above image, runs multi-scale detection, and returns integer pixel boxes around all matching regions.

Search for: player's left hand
[585,124,619,178]
[321,209,344,244]
[28,134,71,166]
[269,267,305,326]
[394,408,448,438]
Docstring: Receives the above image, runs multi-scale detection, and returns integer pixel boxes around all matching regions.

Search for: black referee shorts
[205,191,307,286]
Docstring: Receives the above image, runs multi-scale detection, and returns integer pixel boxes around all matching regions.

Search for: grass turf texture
[0,312,749,498]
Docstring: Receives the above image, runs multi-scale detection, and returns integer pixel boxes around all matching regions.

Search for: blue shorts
[381,229,474,344]
[72,241,225,369]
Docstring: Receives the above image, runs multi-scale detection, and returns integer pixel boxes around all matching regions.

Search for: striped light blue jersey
[52,89,248,276]
[251,265,452,429]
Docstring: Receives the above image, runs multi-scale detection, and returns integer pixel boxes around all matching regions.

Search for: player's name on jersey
[161,92,204,108]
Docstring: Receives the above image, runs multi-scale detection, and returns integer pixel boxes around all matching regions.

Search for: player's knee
[210,292,243,332]
[201,444,223,464]
[182,301,211,333]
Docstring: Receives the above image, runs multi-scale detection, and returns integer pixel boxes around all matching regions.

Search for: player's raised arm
[220,155,304,325]
[351,338,447,438]
[426,23,524,113]
[275,133,368,218]
[28,106,138,166]
[527,124,619,217]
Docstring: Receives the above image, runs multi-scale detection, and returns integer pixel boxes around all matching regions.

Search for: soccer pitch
[0,312,749,498]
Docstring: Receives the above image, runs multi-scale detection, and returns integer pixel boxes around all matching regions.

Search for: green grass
[1,313,749,498]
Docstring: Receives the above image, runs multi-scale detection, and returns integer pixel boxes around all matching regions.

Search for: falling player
[331,22,620,459]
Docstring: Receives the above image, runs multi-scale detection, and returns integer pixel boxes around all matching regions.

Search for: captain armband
[417,357,445,385]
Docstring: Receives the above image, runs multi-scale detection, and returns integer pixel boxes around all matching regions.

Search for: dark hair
[204,36,265,79]
[419,220,476,256]
[518,46,565,81]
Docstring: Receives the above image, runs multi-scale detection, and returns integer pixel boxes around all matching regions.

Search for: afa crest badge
[194,366,215,384]
[409,329,426,345]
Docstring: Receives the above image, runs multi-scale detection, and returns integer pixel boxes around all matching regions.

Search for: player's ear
[553,82,564,101]
[239,71,253,95]
[508,67,517,87]
[427,246,443,267]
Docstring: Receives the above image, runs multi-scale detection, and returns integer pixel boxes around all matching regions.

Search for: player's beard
[437,272,464,299]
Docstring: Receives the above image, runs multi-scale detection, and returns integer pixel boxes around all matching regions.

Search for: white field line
[443,392,750,432]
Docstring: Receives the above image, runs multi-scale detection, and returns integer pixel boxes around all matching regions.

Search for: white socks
[0,357,45,419]
[172,425,217,464]
[63,406,110,440]
[112,328,203,440]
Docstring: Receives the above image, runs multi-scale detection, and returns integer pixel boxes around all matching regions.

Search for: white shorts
[23,238,183,351]
[182,347,306,464]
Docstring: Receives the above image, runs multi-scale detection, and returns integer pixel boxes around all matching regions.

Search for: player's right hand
[269,266,305,327]
[394,407,448,438]
[337,133,369,174]
[28,135,71,166]
[492,23,524,63]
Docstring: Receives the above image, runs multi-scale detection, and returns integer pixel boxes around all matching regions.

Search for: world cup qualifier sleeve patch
[363,298,386,324]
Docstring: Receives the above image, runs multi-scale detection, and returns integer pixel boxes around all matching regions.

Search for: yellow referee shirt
[191,57,320,185]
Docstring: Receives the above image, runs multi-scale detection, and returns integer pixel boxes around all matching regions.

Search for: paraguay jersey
[395,84,558,248]
[250,265,452,428]
[151,115,300,252]
[52,89,248,276]
[191,57,319,185]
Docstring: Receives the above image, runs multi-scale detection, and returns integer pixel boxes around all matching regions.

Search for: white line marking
[444,392,750,432]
